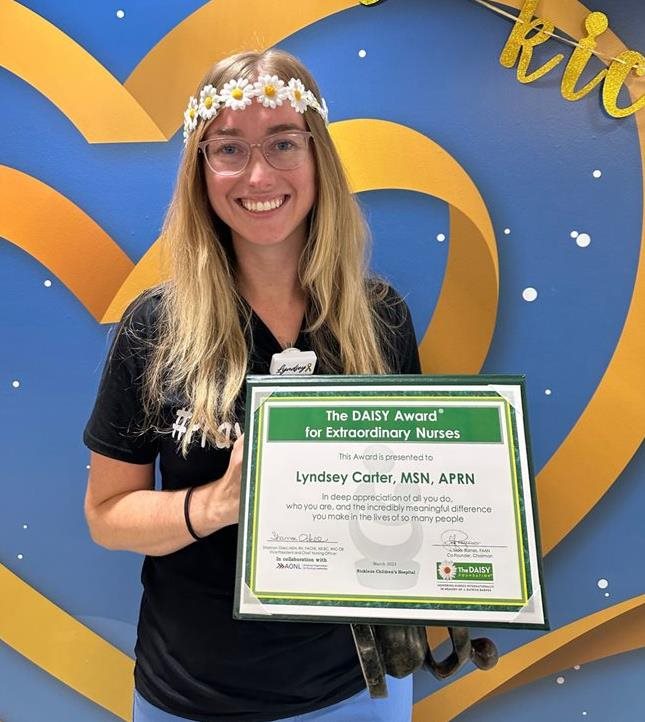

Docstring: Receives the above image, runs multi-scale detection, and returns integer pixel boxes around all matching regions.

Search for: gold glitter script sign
[500,0,645,118]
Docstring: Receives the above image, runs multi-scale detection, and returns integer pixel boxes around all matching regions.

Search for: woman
[84,49,420,722]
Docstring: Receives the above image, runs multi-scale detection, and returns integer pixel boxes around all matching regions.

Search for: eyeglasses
[198,131,314,175]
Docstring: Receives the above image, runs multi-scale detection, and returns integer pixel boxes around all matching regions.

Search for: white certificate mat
[234,375,548,629]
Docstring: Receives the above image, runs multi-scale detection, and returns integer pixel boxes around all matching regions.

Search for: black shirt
[84,285,420,722]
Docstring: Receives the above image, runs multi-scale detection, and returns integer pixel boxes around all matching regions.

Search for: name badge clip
[270,347,317,376]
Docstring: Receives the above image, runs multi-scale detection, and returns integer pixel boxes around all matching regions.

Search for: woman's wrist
[188,478,238,537]
[184,487,202,541]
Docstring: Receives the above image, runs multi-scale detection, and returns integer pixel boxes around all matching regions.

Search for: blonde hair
[141,49,393,454]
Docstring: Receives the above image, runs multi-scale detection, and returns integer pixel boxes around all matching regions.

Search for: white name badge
[269,347,317,376]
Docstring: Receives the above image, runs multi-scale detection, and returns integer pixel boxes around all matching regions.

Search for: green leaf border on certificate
[234,375,549,631]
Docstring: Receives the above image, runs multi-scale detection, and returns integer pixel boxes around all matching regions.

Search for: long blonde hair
[141,49,392,454]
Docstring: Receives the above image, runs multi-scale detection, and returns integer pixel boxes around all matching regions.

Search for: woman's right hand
[207,433,245,528]
[84,434,246,555]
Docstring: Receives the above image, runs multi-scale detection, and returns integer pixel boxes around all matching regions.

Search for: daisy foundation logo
[437,561,494,581]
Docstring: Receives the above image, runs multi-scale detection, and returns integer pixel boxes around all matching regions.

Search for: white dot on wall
[11,380,20,388]
[576,233,591,248]
[597,578,609,589]
[504,228,511,235]
[436,233,446,242]
[604,592,610,597]
[556,676,565,685]
[17,554,23,560]
[358,49,367,58]
[116,9,125,19]
[44,279,52,287]
[86,464,91,470]
[545,389,552,396]
[522,287,538,302]
[574,664,581,670]
[22,524,28,530]
[582,713,588,717]
[570,230,579,239]
[592,169,602,178]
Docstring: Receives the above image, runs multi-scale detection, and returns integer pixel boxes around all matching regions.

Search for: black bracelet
[184,486,202,541]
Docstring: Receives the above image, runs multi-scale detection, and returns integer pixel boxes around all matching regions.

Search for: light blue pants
[133,675,412,721]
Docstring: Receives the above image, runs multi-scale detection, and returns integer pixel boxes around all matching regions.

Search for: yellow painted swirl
[414,595,645,720]
[0,565,133,721]
[0,0,165,143]
[0,166,133,321]
[329,119,498,373]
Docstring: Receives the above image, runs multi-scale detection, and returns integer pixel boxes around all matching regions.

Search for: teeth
[241,196,285,213]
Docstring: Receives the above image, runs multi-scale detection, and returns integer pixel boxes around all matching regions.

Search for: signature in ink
[441,529,482,547]
[270,531,329,543]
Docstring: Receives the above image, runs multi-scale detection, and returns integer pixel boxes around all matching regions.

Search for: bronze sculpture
[351,624,499,697]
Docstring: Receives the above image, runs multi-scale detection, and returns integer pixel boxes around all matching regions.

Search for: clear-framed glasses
[198,131,314,175]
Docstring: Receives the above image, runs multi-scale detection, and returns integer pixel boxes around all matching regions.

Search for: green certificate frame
[234,375,548,630]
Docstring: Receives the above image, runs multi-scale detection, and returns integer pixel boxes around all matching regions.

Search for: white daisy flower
[303,90,319,112]
[438,561,457,580]
[198,84,221,120]
[287,78,308,113]
[253,74,287,108]
[302,92,328,124]
[220,78,254,110]
[183,96,199,143]
[320,97,329,123]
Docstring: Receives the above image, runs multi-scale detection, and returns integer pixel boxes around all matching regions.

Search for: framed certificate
[234,375,548,629]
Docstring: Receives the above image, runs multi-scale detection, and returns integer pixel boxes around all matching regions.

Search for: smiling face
[201,101,317,257]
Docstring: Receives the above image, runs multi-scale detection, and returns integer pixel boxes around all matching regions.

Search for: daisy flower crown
[183,74,329,143]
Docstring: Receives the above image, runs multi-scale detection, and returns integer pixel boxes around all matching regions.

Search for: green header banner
[267,405,502,443]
